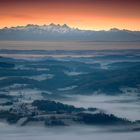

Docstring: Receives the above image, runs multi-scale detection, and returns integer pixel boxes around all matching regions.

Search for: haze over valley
[0,0,140,139]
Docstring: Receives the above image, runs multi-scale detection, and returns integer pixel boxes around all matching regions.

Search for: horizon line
[0,23,140,32]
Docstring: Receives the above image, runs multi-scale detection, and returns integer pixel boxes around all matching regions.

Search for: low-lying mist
[59,94,140,121]
[0,122,140,140]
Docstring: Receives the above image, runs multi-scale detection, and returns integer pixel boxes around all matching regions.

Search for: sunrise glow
[0,0,140,30]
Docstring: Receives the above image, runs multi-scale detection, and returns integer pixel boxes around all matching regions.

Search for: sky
[0,0,140,30]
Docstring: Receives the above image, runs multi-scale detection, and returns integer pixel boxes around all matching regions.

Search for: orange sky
[0,0,140,30]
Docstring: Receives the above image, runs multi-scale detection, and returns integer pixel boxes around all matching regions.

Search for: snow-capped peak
[7,23,75,33]
[45,23,72,33]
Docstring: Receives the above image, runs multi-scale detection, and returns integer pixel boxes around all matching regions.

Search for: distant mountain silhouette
[0,23,140,41]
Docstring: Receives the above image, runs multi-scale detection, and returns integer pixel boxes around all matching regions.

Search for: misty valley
[0,49,140,140]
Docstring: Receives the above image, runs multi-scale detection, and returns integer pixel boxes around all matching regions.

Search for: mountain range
[0,23,140,41]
